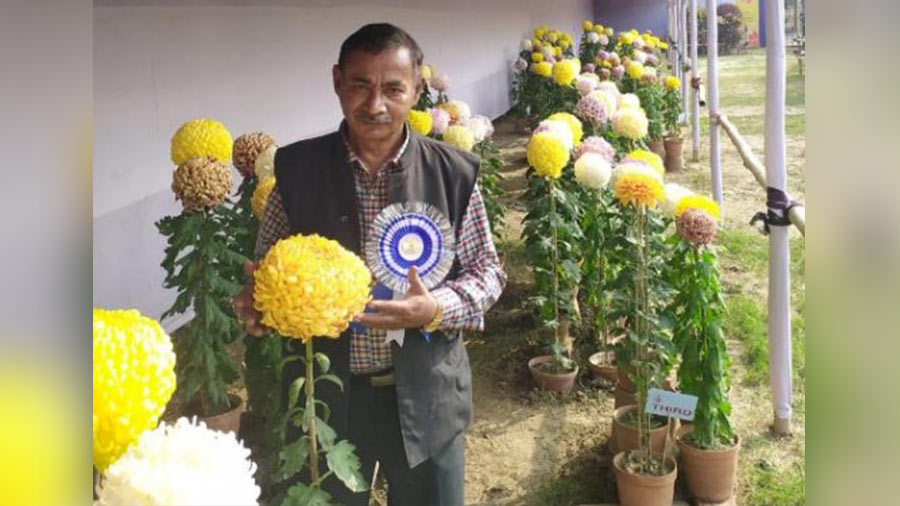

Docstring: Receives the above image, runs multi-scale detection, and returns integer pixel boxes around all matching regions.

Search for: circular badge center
[397,233,424,261]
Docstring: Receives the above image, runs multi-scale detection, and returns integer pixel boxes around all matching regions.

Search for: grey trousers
[323,380,465,506]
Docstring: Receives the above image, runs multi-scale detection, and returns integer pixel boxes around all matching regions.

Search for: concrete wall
[595,0,670,38]
[93,0,592,330]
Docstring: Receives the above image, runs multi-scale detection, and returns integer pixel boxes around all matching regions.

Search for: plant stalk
[549,178,560,353]
[305,338,320,484]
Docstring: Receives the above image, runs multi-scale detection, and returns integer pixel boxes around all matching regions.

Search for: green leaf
[277,437,309,481]
[288,377,306,409]
[282,482,333,506]
[314,353,331,374]
[315,374,344,392]
[316,417,338,451]
[325,440,368,493]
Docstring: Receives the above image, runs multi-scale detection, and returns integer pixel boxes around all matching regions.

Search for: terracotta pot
[613,451,677,506]
[612,404,672,455]
[614,384,636,408]
[664,136,684,172]
[648,138,666,158]
[676,425,741,503]
[528,355,579,393]
[617,368,637,392]
[588,351,618,382]
[200,394,244,434]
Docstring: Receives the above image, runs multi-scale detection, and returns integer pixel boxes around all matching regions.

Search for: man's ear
[332,64,342,95]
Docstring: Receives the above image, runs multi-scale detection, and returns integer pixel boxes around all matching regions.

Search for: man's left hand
[354,266,438,330]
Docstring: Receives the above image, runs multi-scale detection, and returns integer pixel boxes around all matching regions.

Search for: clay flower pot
[613,451,678,506]
[200,393,244,434]
[648,138,666,158]
[528,355,579,393]
[611,404,673,454]
[664,136,684,172]
[676,425,741,503]
[614,384,637,408]
[588,350,618,382]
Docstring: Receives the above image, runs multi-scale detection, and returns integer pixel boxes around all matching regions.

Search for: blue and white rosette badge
[364,202,455,347]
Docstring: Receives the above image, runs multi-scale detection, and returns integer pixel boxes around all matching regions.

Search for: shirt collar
[340,121,410,173]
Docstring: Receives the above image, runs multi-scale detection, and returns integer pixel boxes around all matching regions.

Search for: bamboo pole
[764,0,793,436]
[718,115,805,235]
[690,0,700,160]
[680,0,689,123]
[707,0,723,211]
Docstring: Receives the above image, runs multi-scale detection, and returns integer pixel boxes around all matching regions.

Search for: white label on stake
[645,388,698,421]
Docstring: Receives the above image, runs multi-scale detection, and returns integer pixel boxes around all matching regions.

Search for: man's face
[333,47,420,144]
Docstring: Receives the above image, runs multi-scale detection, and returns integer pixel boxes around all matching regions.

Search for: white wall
[93,0,593,329]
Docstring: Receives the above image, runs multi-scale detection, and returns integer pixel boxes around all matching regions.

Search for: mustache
[356,114,393,125]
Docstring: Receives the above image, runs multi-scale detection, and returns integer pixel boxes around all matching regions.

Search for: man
[233,23,506,506]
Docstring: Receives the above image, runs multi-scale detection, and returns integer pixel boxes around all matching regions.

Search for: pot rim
[528,355,579,377]
[613,450,678,479]
[675,425,742,453]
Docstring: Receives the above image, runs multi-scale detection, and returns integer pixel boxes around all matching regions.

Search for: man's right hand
[233,261,266,337]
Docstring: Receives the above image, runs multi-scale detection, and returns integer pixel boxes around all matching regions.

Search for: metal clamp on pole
[750,187,803,235]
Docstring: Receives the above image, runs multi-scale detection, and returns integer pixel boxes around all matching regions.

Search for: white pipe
[690,0,700,160]
[680,0,689,123]
[707,0,723,209]
[764,0,793,435]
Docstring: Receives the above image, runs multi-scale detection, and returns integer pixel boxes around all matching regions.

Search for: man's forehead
[342,46,416,72]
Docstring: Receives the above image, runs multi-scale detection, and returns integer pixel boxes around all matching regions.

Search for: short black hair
[338,23,423,69]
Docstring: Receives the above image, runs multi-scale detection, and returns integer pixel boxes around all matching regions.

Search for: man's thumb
[407,266,426,294]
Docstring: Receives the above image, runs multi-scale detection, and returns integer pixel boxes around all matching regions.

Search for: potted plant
[157,119,247,432]
[662,75,685,172]
[522,121,583,393]
[666,195,741,503]
[606,161,678,506]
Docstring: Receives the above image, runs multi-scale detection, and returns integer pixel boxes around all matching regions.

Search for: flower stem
[305,338,319,484]
[550,178,560,353]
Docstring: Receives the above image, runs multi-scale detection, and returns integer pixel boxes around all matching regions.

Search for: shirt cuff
[430,286,468,332]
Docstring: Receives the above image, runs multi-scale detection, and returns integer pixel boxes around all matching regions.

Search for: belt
[350,368,395,387]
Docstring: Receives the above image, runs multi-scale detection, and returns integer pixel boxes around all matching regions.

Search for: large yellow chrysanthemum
[531,52,544,63]
[93,308,176,471]
[675,194,721,221]
[551,60,578,86]
[527,132,570,180]
[254,234,371,341]
[612,108,649,140]
[546,112,584,145]
[442,125,476,152]
[626,61,645,80]
[613,162,665,208]
[624,149,665,176]
[251,176,276,219]
[532,61,553,77]
[664,75,681,91]
[407,109,433,136]
[170,119,233,165]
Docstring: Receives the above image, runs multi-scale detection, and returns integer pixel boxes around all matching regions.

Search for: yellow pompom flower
[534,26,547,39]
[605,27,614,36]
[531,37,542,48]
[660,41,669,50]
[254,234,371,341]
[420,63,433,83]
[612,107,649,139]
[665,75,681,91]
[619,32,636,46]
[251,176,276,219]
[93,308,176,471]
[612,163,665,208]
[442,125,476,152]
[593,25,605,34]
[676,194,721,221]
[532,61,553,78]
[407,109,433,136]
[170,119,233,165]
[554,46,563,58]
[582,20,593,31]
[547,112,584,145]
[552,60,578,86]
[627,61,645,80]
[625,149,665,176]
[547,31,559,44]
[527,132,570,180]
[531,52,544,63]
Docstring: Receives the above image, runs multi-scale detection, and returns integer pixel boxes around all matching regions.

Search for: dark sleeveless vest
[274,126,479,467]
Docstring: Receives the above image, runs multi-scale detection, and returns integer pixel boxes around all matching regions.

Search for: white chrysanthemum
[590,89,619,118]
[618,93,641,110]
[574,152,612,190]
[521,39,533,51]
[446,99,472,123]
[576,72,600,96]
[95,418,260,506]
[461,114,494,143]
[541,46,555,62]
[254,143,277,181]
[634,50,648,64]
[587,31,600,44]
[662,183,695,217]
[534,119,574,150]
[597,80,621,97]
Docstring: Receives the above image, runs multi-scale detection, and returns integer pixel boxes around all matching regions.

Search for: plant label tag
[645,388,698,421]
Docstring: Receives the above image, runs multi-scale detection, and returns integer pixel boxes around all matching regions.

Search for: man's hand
[354,266,438,330]
[232,261,267,337]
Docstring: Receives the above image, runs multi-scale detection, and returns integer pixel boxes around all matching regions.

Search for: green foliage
[634,82,665,141]
[661,85,682,137]
[746,460,806,506]
[475,139,508,243]
[278,344,367,506]
[157,204,248,413]
[666,240,735,449]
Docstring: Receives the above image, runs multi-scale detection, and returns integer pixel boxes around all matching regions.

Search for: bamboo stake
[690,0,700,160]
[707,0,723,211]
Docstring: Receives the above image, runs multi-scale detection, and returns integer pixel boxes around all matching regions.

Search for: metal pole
[764,0,793,436]
[706,0,723,209]
[690,0,700,161]
[680,0,689,123]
